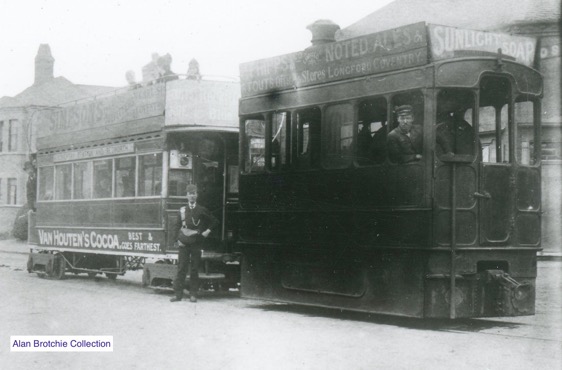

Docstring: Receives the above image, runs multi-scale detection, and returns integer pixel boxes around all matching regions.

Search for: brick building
[0,44,115,237]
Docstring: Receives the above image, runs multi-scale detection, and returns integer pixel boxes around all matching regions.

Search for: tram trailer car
[27,76,241,292]
[236,22,543,318]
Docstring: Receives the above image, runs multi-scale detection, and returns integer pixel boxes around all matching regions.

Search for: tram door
[435,77,541,249]
[434,89,479,249]
[477,76,541,247]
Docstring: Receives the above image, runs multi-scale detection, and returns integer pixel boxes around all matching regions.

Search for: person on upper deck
[387,105,422,163]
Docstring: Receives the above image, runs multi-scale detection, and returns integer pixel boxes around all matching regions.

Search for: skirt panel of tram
[239,243,536,318]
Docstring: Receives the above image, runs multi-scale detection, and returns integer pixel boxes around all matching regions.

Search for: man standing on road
[171,184,219,303]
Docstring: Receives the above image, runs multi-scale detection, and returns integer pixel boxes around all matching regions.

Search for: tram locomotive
[27,76,241,292]
[236,22,543,318]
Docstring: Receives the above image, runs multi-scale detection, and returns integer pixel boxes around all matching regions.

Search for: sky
[0,0,394,98]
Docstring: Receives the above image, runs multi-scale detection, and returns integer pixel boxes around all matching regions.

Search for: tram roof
[239,22,538,98]
[34,78,240,151]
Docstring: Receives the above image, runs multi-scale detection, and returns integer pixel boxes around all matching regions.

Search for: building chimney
[34,44,54,85]
[306,19,340,47]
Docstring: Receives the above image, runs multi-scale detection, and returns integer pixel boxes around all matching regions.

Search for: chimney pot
[34,44,55,85]
[306,19,340,46]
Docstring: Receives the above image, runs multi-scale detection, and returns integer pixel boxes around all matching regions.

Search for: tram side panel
[237,165,432,317]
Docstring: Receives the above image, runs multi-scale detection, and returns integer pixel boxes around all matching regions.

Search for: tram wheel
[49,254,66,280]
[141,268,150,287]
[105,273,118,280]
[26,255,33,273]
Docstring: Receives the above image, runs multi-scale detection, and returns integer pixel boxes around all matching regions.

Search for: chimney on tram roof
[306,19,340,46]
[34,44,55,86]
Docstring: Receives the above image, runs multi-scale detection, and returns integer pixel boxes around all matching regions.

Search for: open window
[270,112,289,171]
[357,97,388,165]
[436,89,477,162]
[388,91,424,164]
[322,103,354,169]
[295,107,321,170]
[479,76,511,164]
[243,118,266,173]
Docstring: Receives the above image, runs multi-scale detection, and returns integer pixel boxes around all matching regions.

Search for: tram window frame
[93,159,113,198]
[138,152,162,197]
[54,164,72,200]
[479,76,512,164]
[294,107,321,170]
[115,156,137,198]
[357,97,388,166]
[73,161,93,200]
[38,166,54,201]
[388,91,424,164]
[322,103,354,169]
[514,96,539,166]
[269,111,290,171]
[243,117,266,173]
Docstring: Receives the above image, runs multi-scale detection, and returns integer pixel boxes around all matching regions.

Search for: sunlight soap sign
[428,24,537,67]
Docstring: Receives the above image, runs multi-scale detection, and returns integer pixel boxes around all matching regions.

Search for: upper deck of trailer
[239,22,538,100]
[33,78,241,152]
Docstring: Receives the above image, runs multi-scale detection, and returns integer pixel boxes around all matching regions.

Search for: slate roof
[0,77,116,108]
[338,0,561,39]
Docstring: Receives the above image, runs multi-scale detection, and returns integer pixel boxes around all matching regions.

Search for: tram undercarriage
[240,246,536,319]
[26,248,241,293]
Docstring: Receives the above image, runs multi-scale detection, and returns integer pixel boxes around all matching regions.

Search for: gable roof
[338,0,561,40]
[0,76,116,108]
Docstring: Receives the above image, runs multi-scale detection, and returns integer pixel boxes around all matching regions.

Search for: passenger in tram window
[436,112,477,159]
[357,122,373,159]
[369,121,388,163]
[387,105,423,163]
[95,177,111,198]
[170,184,219,303]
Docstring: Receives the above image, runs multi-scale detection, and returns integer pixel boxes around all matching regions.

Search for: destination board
[165,79,240,127]
[240,22,428,97]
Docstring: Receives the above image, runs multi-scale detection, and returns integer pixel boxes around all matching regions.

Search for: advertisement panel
[428,24,537,67]
[31,228,167,254]
[165,79,240,127]
[35,84,166,139]
[240,22,428,97]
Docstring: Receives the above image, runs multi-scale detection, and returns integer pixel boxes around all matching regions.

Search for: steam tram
[236,22,543,318]
[27,77,241,291]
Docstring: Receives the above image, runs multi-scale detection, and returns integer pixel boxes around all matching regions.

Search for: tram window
[55,164,72,200]
[322,104,354,169]
[169,170,193,196]
[93,159,113,198]
[436,90,477,160]
[243,119,265,173]
[479,76,511,164]
[389,92,424,164]
[73,162,92,199]
[515,98,537,165]
[115,156,136,197]
[38,166,54,201]
[357,97,387,165]
[138,153,162,196]
[295,107,321,169]
[271,112,288,170]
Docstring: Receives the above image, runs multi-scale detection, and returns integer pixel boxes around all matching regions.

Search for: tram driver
[387,105,422,163]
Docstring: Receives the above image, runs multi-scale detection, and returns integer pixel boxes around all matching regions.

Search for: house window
[7,178,17,205]
[0,121,4,151]
[9,119,18,152]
